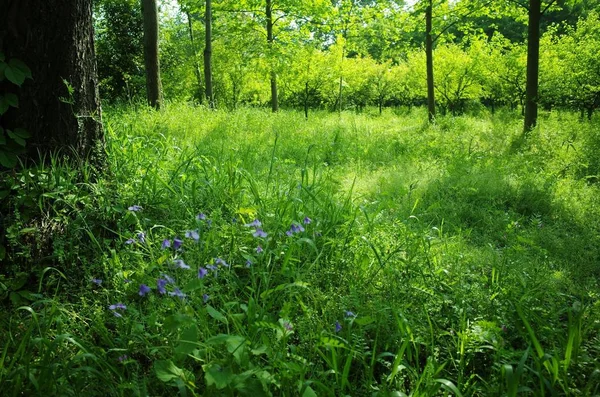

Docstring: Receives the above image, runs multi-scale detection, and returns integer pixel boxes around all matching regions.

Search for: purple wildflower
[198,267,208,278]
[128,205,142,212]
[215,258,229,267]
[169,288,187,299]
[157,278,167,294]
[196,213,207,221]
[286,230,293,237]
[136,232,146,244]
[173,259,190,270]
[162,274,175,284]
[125,238,135,245]
[335,321,342,333]
[91,278,102,285]
[185,230,200,241]
[139,284,151,296]
[246,259,253,267]
[256,245,263,254]
[283,321,293,331]
[245,219,262,228]
[303,216,312,225]
[118,354,128,362]
[161,239,171,249]
[253,228,268,238]
[206,264,218,272]
[109,303,127,310]
[203,293,210,303]
[290,223,305,233]
[344,310,356,318]
[173,238,183,250]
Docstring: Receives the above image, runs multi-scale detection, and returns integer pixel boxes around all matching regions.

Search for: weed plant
[0,105,599,396]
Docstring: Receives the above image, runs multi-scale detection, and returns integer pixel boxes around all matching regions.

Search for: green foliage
[2,106,600,395]
[0,53,32,168]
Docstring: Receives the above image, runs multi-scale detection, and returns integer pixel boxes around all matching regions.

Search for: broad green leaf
[12,128,30,138]
[154,359,185,383]
[175,325,198,355]
[301,385,318,397]
[4,65,26,86]
[0,96,8,115]
[204,364,234,389]
[7,130,26,146]
[0,151,17,168]
[4,93,17,108]
[355,316,375,326]
[206,304,228,324]
[9,59,32,79]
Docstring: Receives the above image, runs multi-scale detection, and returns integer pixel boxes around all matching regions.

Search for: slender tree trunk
[186,11,203,104]
[141,0,163,109]
[425,0,436,123]
[204,0,214,108]
[304,81,309,119]
[523,0,541,133]
[266,0,278,112]
[0,0,103,165]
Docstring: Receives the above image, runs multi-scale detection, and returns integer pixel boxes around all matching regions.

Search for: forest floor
[1,105,599,396]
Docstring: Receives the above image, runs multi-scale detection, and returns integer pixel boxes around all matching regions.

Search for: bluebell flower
[91,278,102,285]
[256,245,263,254]
[161,239,171,249]
[245,219,262,228]
[303,216,312,225]
[335,321,342,333]
[203,293,210,303]
[196,213,207,221]
[283,321,293,331]
[246,259,252,267]
[215,258,229,267]
[162,274,175,284]
[173,238,183,250]
[139,284,151,296]
[206,219,213,227]
[253,228,267,238]
[157,278,167,294]
[185,230,200,241]
[128,205,143,212]
[344,310,356,318]
[173,259,190,270]
[286,230,293,237]
[206,264,218,272]
[169,288,187,299]
[118,354,128,362]
[109,303,127,317]
[290,223,305,233]
[136,232,146,244]
[125,238,135,245]
[198,267,208,278]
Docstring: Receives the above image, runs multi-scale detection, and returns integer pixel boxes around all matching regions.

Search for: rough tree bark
[204,0,214,108]
[523,0,541,133]
[425,0,436,123]
[141,0,163,109]
[266,0,278,112]
[0,0,104,164]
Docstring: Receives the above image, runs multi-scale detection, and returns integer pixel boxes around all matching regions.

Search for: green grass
[1,105,599,396]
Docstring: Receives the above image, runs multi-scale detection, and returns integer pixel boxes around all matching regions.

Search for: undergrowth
[1,105,599,396]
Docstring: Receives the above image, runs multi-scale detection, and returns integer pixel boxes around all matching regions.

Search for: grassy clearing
[1,105,599,396]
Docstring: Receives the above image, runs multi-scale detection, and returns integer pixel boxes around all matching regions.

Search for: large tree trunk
[141,0,163,109]
[0,0,104,164]
[204,0,214,108]
[523,0,541,133]
[186,11,203,104]
[425,0,436,123]
[266,0,278,112]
